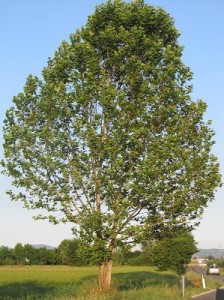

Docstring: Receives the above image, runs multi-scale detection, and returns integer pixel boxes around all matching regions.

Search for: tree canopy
[151,232,198,275]
[2,0,221,289]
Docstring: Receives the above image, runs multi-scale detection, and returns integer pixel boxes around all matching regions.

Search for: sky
[0,0,223,249]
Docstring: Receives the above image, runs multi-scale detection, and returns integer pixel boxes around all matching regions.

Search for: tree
[23,243,35,264]
[151,232,198,275]
[57,239,82,265]
[1,0,221,290]
[34,247,56,265]
[141,240,154,266]
[13,243,25,265]
[0,246,13,265]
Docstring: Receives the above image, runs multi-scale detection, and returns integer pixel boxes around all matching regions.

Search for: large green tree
[2,0,221,290]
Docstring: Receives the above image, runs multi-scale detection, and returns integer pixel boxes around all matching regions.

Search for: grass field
[0,265,222,299]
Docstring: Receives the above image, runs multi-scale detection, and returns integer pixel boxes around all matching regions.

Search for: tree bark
[98,259,113,291]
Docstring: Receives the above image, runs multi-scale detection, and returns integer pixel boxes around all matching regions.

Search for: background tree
[112,245,132,266]
[141,240,154,266]
[0,246,13,265]
[1,0,221,290]
[57,239,83,265]
[23,243,35,264]
[151,232,198,275]
[57,239,72,265]
[13,243,25,265]
[34,247,56,265]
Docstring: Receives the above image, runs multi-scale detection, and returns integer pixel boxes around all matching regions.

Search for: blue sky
[0,0,223,248]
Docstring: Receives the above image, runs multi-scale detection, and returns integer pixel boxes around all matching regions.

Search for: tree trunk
[98,259,113,291]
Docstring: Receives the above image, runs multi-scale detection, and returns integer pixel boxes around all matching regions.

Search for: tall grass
[0,265,222,299]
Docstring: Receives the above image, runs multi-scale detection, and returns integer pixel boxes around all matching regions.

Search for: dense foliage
[0,240,83,266]
[0,240,151,266]
[0,244,56,266]
[2,0,221,289]
[151,232,198,275]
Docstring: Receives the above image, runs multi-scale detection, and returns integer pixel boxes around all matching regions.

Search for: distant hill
[194,249,224,258]
[32,244,55,250]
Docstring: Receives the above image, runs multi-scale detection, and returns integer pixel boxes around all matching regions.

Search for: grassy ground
[0,265,222,299]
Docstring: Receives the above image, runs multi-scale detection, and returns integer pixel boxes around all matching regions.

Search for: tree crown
[2,0,221,264]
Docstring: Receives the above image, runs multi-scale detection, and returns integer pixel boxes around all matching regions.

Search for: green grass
[0,265,222,299]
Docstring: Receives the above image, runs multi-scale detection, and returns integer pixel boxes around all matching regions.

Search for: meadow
[0,265,222,300]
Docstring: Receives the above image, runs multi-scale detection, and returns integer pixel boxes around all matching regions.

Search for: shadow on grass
[0,279,91,299]
[113,271,179,290]
[80,270,181,292]
[0,281,55,299]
